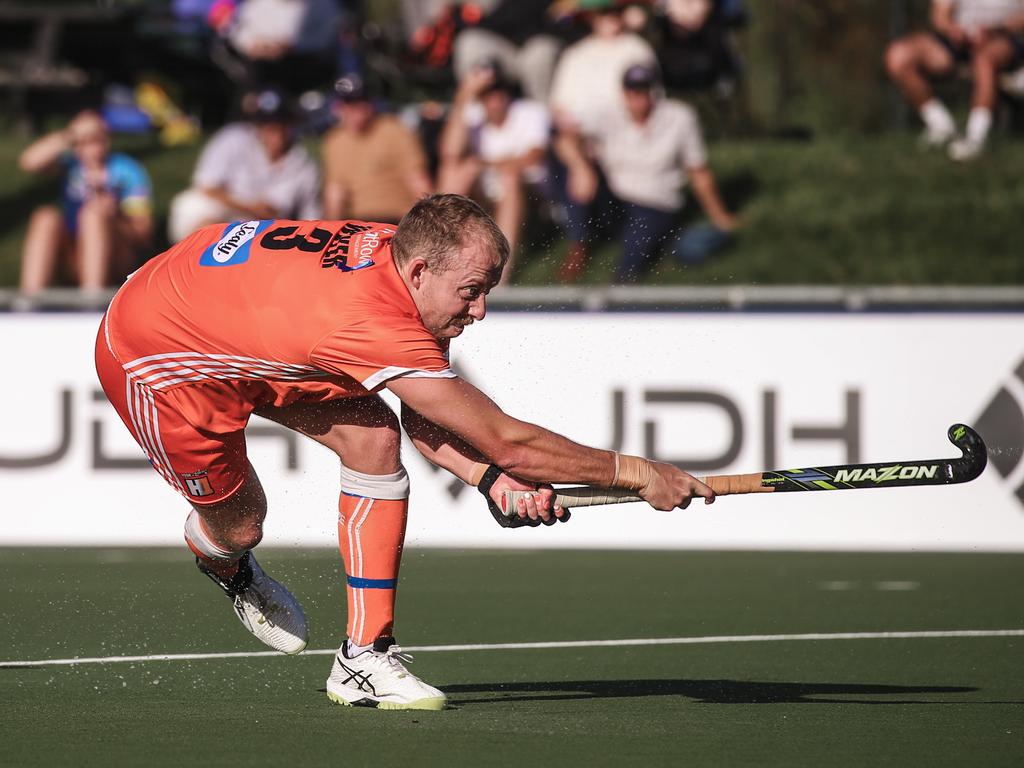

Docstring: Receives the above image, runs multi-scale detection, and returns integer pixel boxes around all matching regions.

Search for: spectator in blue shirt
[18,111,153,304]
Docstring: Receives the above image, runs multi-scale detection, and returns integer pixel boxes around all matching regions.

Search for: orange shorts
[95,323,250,505]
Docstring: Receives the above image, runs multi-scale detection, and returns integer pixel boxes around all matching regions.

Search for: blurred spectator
[885,0,1024,160]
[548,0,657,135]
[556,64,737,282]
[321,75,432,223]
[453,0,564,102]
[438,63,551,281]
[17,111,153,303]
[168,90,320,243]
[217,0,343,93]
[653,0,745,93]
[402,0,496,37]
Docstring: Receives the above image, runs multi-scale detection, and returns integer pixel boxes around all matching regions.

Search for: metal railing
[4,285,1024,313]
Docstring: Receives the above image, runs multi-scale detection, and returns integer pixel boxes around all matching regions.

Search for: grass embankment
[1,132,1022,287]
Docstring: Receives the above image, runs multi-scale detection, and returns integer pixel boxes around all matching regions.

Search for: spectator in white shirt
[885,0,1024,160]
[438,62,551,282]
[557,63,737,282]
[168,90,321,243]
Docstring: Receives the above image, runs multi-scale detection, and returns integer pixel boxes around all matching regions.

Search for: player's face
[415,242,503,340]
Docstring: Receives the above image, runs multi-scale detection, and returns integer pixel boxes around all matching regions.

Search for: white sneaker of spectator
[920,123,955,149]
[948,135,986,161]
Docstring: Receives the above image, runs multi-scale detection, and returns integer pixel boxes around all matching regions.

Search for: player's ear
[408,258,429,288]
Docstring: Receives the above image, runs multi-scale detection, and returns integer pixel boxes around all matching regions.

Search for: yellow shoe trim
[327,690,446,711]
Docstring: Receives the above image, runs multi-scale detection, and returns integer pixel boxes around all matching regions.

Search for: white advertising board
[1,312,1023,550]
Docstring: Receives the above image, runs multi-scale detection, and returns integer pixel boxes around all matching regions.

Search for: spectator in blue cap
[557,62,738,282]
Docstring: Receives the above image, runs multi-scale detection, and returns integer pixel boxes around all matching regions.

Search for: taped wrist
[612,453,655,494]
[467,462,489,487]
[476,464,541,529]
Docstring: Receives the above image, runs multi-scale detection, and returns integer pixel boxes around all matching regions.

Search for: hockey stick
[502,423,987,513]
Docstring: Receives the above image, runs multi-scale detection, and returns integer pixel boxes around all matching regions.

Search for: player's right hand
[641,461,715,511]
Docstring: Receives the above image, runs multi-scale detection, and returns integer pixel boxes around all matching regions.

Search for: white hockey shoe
[326,637,446,711]
[197,551,308,655]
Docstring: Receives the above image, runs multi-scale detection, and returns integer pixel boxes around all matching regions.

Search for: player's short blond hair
[392,194,509,273]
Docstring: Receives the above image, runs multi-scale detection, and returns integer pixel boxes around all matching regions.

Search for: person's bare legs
[74,194,119,291]
[19,206,66,297]
[186,462,307,654]
[259,395,445,708]
[492,166,524,284]
[259,395,406,645]
[191,463,268,575]
[885,31,957,145]
[951,35,1015,159]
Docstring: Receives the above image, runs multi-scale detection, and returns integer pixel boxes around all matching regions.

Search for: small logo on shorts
[182,470,215,498]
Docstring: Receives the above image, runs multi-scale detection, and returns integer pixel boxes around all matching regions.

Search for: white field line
[2,629,1023,669]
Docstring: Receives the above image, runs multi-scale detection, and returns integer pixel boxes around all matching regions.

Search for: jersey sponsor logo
[182,470,215,497]
[833,464,938,483]
[321,223,383,271]
[199,220,273,267]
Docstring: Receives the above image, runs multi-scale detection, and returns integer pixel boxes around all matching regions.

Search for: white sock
[346,640,371,656]
[965,107,992,144]
[184,509,244,561]
[920,99,955,135]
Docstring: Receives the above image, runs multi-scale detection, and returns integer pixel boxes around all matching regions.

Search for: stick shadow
[443,679,984,706]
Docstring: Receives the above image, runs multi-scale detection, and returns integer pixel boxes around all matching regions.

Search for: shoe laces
[363,644,413,678]
[237,572,284,627]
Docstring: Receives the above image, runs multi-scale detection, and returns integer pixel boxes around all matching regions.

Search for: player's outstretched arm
[400,403,567,523]
[387,375,714,511]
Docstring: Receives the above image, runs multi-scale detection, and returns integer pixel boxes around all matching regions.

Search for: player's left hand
[477,465,571,528]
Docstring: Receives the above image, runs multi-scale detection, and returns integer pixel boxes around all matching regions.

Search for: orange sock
[337,467,410,646]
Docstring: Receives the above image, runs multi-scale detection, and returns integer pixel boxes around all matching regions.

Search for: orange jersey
[104,218,454,406]
[97,219,455,503]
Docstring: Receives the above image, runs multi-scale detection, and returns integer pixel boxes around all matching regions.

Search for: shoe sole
[326,689,446,711]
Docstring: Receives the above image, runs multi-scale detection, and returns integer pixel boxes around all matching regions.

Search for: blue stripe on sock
[346,575,397,589]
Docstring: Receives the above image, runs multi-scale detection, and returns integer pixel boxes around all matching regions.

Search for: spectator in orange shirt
[321,76,433,223]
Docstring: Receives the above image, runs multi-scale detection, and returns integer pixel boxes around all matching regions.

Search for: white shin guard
[184,509,247,561]
[340,464,410,500]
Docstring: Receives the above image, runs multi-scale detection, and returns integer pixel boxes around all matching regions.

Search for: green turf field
[1,548,1022,766]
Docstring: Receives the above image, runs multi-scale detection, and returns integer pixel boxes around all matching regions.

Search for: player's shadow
[444,679,983,706]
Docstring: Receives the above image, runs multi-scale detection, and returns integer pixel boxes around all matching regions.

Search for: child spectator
[17,110,153,304]
[321,75,433,223]
[168,89,321,243]
[438,63,551,281]
[885,0,1024,160]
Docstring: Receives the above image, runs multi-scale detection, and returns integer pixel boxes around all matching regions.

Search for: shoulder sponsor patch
[199,220,274,267]
[321,224,392,271]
